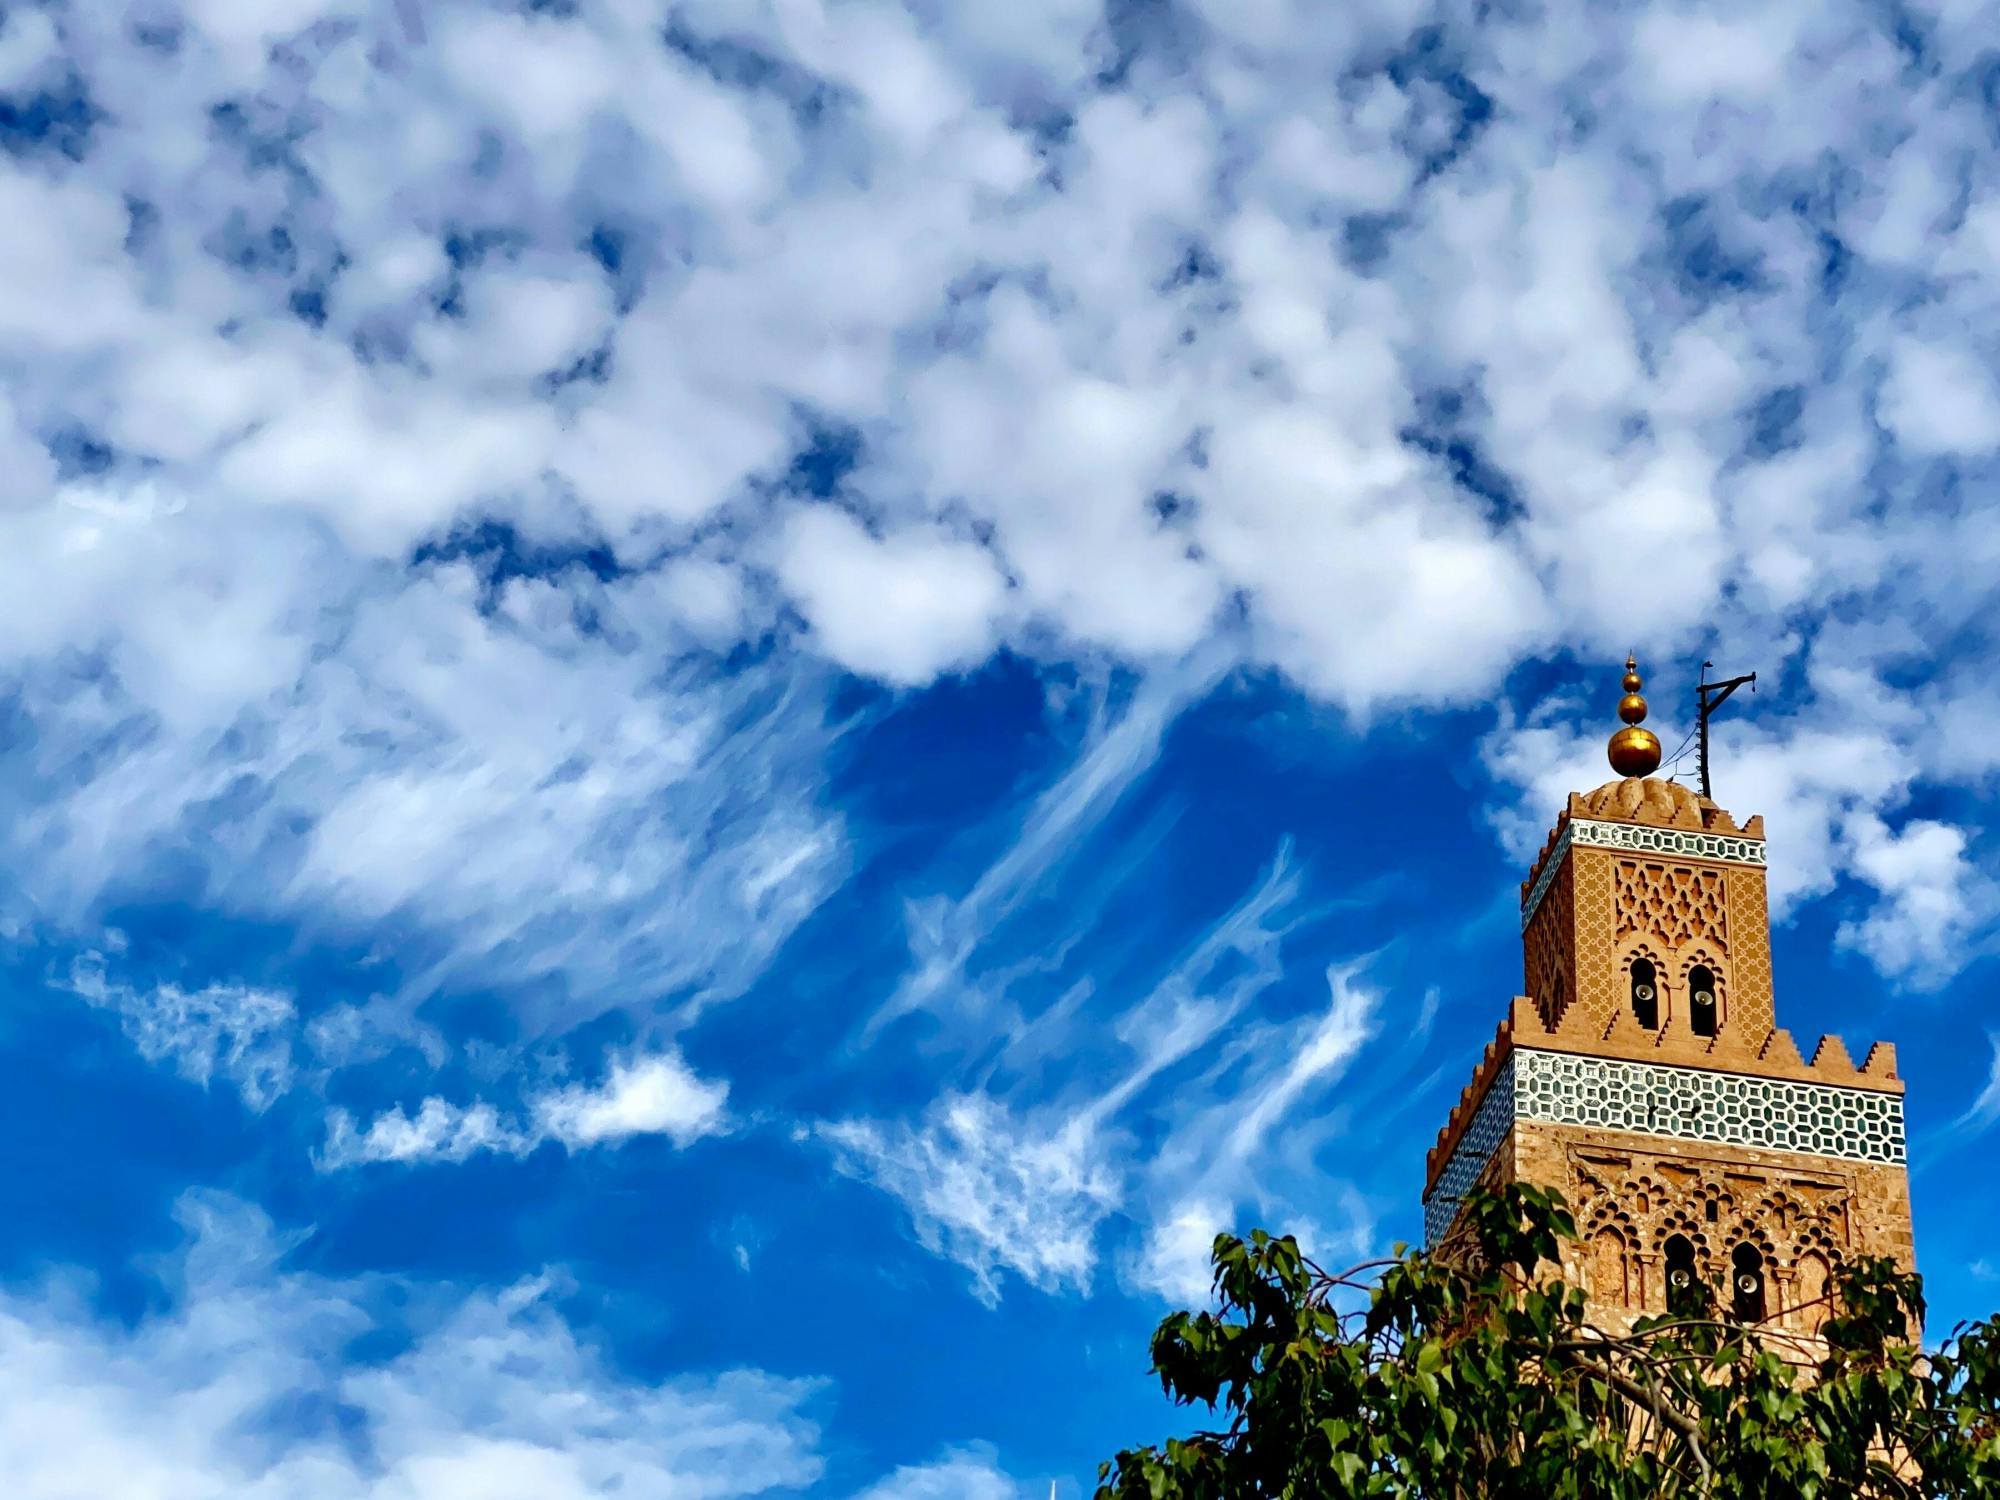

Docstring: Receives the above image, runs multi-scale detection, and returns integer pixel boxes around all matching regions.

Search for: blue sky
[2,0,1999,1493]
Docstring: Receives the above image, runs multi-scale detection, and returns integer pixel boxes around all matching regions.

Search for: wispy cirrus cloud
[1923,1032,2000,1167]
[1124,962,1382,1305]
[826,830,1389,1306]
[818,1094,1119,1307]
[64,954,296,1111]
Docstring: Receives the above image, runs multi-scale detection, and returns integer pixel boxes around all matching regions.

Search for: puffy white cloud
[1878,338,2000,457]
[1126,1197,1232,1308]
[413,265,615,386]
[0,1193,825,1500]
[2,0,1990,739]
[851,1447,1025,1500]
[1838,816,1996,985]
[776,507,1011,687]
[0,6,59,92]
[320,1096,522,1169]
[535,1051,731,1149]
[0,0,1996,1244]
[321,1049,730,1169]
[1196,401,1551,710]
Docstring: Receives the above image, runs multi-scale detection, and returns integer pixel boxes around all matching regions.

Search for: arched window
[1795,1252,1832,1333]
[1688,964,1718,1038]
[1630,957,1659,1030]
[1732,1244,1765,1323]
[1591,1228,1630,1309]
[1665,1235,1699,1316]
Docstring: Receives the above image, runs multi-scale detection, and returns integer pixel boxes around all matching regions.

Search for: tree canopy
[1097,1184,2000,1498]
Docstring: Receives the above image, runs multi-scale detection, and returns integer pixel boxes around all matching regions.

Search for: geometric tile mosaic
[1423,1056,1516,1244]
[1521,819,1767,930]
[1515,1050,1904,1163]
[1572,819,1768,865]
[1424,1049,1905,1245]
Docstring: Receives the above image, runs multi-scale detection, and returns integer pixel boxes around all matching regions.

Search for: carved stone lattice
[1723,867,1776,1040]
[1615,860,1727,953]
[1571,851,1620,1034]
[1565,1154,1853,1329]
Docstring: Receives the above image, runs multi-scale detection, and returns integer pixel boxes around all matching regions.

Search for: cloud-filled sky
[2,0,1998,1492]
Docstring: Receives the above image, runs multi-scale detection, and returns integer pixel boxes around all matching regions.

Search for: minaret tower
[1422,659,1914,1331]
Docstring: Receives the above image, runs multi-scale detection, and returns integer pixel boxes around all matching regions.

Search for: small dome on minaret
[1605,654,1662,777]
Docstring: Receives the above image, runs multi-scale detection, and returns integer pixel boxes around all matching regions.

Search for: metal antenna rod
[1695,660,1757,802]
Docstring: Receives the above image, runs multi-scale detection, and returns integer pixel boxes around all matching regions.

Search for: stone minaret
[1423,659,1914,1333]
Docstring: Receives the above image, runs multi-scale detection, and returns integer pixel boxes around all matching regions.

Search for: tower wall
[1521,811,1777,1054]
[1514,1120,1916,1335]
[1435,768,1916,1330]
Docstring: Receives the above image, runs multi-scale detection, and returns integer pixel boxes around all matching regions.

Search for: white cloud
[872,650,1231,1038]
[535,1051,731,1149]
[1838,816,1995,985]
[1125,964,1380,1303]
[1878,338,2000,456]
[1,522,845,1029]
[321,1096,523,1169]
[414,265,615,387]
[0,6,59,92]
[1478,672,1994,984]
[65,956,296,1111]
[0,1193,825,1500]
[850,1447,1024,1500]
[1925,1032,2000,1164]
[838,834,1387,1308]
[1127,1197,1232,1308]
[818,1094,1118,1307]
[776,507,1011,687]
[0,0,1988,1017]
[0,394,54,511]
[321,1050,730,1169]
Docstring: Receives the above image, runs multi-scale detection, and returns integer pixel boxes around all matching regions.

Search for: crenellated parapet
[1424,1011,1520,1189]
[1423,994,1902,1203]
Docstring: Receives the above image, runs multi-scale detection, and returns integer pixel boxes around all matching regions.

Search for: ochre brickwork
[1523,856,1574,1027]
[1514,1120,1915,1335]
[1428,768,1915,1331]
[1723,860,1776,1042]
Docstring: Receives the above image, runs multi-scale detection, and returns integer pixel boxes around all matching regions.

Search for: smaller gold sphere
[1622,670,1643,693]
[1608,725,1662,777]
[1618,692,1648,725]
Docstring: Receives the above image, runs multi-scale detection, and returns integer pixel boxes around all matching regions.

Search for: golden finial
[1607,653,1662,777]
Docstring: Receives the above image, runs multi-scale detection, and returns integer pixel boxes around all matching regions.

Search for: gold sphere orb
[1608,725,1662,777]
[1622,670,1643,693]
[1617,692,1648,725]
